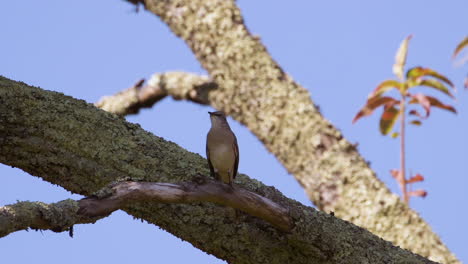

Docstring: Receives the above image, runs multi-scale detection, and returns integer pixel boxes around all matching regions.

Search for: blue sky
[1,1,467,263]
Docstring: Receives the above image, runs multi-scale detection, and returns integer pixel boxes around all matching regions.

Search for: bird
[206,111,239,186]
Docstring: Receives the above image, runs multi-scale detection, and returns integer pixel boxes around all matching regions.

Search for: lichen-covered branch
[0,199,103,238]
[78,179,292,232]
[95,72,216,115]
[0,178,291,237]
[0,76,436,263]
[120,0,458,262]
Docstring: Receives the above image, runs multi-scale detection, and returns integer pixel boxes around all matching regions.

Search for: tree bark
[112,0,458,263]
[0,76,435,264]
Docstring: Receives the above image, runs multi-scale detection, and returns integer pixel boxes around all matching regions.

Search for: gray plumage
[206,111,239,185]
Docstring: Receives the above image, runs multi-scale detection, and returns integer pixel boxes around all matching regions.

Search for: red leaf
[353,97,398,123]
[409,93,431,118]
[369,80,402,98]
[406,67,454,88]
[408,190,428,198]
[408,109,424,118]
[425,95,457,114]
[407,173,424,183]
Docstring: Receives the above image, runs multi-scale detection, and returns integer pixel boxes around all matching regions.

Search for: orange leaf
[369,80,402,98]
[393,35,412,80]
[379,104,400,135]
[408,190,427,198]
[353,97,398,123]
[406,66,454,88]
[407,173,424,183]
[453,36,468,58]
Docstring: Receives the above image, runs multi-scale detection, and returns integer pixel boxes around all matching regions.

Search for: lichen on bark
[0,76,435,264]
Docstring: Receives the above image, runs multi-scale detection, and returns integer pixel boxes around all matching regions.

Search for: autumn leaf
[406,66,454,88]
[417,79,454,98]
[407,173,424,183]
[393,35,412,80]
[409,93,431,118]
[410,120,422,126]
[379,104,400,135]
[408,190,428,198]
[425,95,457,114]
[391,132,399,138]
[369,80,402,98]
[408,109,424,118]
[453,36,468,58]
[352,97,398,123]
[390,169,403,181]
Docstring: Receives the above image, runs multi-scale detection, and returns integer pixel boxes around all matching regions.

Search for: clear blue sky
[1,1,467,263]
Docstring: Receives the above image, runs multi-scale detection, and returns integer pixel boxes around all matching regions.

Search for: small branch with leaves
[353,35,456,204]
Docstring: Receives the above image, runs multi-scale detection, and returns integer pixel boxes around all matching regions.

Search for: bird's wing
[232,133,239,179]
[206,134,216,179]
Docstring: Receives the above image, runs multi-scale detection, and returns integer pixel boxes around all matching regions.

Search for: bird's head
[208,111,228,126]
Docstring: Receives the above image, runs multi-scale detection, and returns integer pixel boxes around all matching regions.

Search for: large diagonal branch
[117,0,458,262]
[0,76,435,263]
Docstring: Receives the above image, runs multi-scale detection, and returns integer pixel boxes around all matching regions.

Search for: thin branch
[95,72,217,115]
[0,199,103,238]
[0,178,291,238]
[78,178,292,232]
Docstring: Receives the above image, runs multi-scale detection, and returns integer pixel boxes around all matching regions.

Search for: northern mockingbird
[206,111,239,185]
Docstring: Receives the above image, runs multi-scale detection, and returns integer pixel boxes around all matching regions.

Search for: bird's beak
[208,111,214,115]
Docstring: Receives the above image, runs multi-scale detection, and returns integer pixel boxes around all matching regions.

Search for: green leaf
[406,66,454,88]
[353,97,398,123]
[379,105,400,135]
[410,120,422,126]
[418,79,454,98]
[453,36,468,58]
[369,80,402,98]
[393,35,412,80]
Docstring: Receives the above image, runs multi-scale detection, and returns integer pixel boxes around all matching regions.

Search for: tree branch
[120,0,458,262]
[0,178,292,237]
[0,199,102,238]
[0,76,435,263]
[95,72,216,116]
[78,179,292,232]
